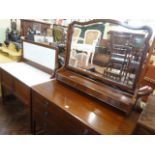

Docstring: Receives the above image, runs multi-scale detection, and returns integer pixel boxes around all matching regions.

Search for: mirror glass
[68,22,150,89]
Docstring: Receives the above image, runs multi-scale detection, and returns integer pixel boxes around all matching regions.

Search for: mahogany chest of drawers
[32,90,97,134]
[31,80,139,135]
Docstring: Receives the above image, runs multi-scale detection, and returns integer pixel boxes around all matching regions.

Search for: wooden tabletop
[32,80,140,135]
[138,95,155,132]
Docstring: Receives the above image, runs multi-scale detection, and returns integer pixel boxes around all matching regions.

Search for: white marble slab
[0,62,52,87]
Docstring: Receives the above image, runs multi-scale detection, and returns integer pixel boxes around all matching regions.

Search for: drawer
[32,91,98,135]
[47,103,96,135]
[14,80,30,105]
[46,104,67,134]
[32,91,49,113]
[1,70,14,90]
[59,112,92,135]
[32,92,65,134]
[32,91,50,122]
[45,120,65,135]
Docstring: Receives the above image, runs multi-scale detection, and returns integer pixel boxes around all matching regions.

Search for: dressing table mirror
[56,19,153,114]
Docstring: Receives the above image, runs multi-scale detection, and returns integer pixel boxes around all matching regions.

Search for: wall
[0,20,10,43]
[0,19,91,43]
[0,19,21,43]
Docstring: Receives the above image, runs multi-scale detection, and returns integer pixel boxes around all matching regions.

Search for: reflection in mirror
[68,22,150,89]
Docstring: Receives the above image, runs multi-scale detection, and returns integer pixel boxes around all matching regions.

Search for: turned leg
[32,119,36,135]
[30,101,36,135]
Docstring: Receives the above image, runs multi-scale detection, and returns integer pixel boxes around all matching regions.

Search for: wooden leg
[30,102,35,135]
[32,120,36,135]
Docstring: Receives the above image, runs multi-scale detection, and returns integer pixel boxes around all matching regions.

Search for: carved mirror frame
[64,19,153,93]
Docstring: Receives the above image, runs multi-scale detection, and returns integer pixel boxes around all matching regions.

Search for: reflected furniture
[104,31,146,83]
[0,41,58,132]
[134,95,155,134]
[34,35,54,44]
[72,27,81,43]
[71,43,96,66]
[56,19,153,114]
[53,24,67,43]
[20,19,51,39]
[31,80,139,135]
[52,24,67,66]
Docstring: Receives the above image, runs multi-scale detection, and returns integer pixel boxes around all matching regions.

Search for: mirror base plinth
[56,69,134,114]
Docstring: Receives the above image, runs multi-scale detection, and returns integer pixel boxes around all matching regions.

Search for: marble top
[0,62,52,87]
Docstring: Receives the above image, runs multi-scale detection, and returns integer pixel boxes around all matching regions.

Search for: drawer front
[46,103,67,134]
[32,91,98,135]
[58,112,95,135]
[14,80,30,105]
[32,91,49,123]
[47,103,97,135]
[1,70,14,90]
[32,91,63,134]
[32,91,48,113]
